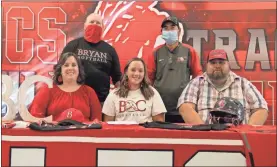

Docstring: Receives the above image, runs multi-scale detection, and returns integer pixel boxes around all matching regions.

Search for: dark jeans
[165,114,184,123]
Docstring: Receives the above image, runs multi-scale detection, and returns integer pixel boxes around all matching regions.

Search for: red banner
[1,1,276,124]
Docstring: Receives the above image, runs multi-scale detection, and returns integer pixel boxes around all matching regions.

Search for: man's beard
[207,70,227,80]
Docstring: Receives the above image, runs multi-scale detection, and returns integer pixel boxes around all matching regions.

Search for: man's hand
[248,109,268,125]
[179,103,204,124]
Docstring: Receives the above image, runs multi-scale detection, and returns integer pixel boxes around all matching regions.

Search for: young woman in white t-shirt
[102,58,167,123]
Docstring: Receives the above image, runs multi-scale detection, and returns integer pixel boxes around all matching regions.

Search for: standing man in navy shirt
[62,13,122,104]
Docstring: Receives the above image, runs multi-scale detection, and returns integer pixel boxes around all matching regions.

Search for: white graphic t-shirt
[102,87,167,123]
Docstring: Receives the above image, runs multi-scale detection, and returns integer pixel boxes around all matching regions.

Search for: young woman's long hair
[115,58,154,100]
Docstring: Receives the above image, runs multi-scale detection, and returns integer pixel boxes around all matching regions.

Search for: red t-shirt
[29,84,102,121]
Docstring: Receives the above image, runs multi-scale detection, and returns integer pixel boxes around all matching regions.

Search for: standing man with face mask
[148,16,203,123]
[62,13,122,105]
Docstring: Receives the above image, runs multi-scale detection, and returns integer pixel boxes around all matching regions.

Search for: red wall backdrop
[1,1,276,125]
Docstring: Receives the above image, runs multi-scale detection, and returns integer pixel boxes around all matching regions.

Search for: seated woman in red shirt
[29,52,102,122]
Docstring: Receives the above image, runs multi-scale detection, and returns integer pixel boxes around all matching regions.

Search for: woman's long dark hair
[53,52,85,85]
[115,57,154,100]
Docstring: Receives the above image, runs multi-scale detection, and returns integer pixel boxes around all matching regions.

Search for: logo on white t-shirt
[119,100,146,113]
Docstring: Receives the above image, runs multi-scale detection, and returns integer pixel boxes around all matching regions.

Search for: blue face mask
[162,30,178,45]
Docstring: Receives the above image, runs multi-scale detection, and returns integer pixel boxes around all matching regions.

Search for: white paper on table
[107,121,138,125]
[13,121,30,128]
